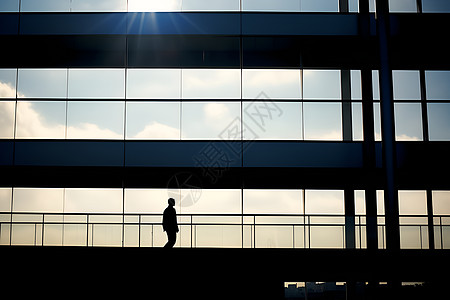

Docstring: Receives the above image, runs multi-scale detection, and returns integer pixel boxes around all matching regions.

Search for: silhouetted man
[163,198,179,248]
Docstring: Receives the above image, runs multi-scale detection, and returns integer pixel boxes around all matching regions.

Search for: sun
[127,0,181,12]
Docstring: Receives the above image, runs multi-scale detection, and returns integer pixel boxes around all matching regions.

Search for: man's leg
[164,231,176,248]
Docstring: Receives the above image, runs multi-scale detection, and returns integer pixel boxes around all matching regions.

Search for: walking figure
[163,198,179,248]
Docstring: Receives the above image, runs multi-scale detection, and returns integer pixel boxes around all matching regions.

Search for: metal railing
[1,213,447,249]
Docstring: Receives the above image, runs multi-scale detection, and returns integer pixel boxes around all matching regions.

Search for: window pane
[372,70,380,100]
[125,189,173,213]
[303,70,341,100]
[242,0,300,11]
[301,0,339,12]
[255,226,293,248]
[126,69,181,99]
[13,188,64,213]
[182,0,240,11]
[373,103,382,141]
[355,190,366,215]
[68,69,125,99]
[425,71,450,100]
[392,70,421,100]
[243,101,302,140]
[427,103,450,141]
[400,226,423,249]
[0,69,17,98]
[18,69,67,99]
[244,189,303,215]
[304,102,342,141]
[0,101,15,139]
[310,226,344,248]
[128,0,182,11]
[181,102,240,139]
[422,0,450,13]
[398,191,427,215]
[432,191,450,215]
[16,101,66,139]
[71,0,127,12]
[126,102,180,139]
[182,69,241,99]
[67,101,124,139]
[351,70,362,100]
[349,0,359,12]
[394,103,423,141]
[305,190,345,215]
[65,188,122,213]
[242,69,301,100]
[389,0,417,12]
[180,189,241,214]
[21,0,70,12]
[0,188,12,212]
[196,225,241,248]
[0,0,18,11]
[352,102,364,141]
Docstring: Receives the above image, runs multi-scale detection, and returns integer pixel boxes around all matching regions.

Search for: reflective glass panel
[125,189,173,213]
[422,0,450,13]
[303,70,341,100]
[16,101,66,139]
[128,0,182,11]
[126,102,180,139]
[432,191,450,215]
[181,102,240,139]
[0,0,18,11]
[182,69,241,99]
[242,69,301,100]
[303,102,342,141]
[389,0,417,12]
[0,69,17,98]
[244,189,303,215]
[13,188,64,213]
[0,188,12,212]
[126,69,181,99]
[351,70,362,100]
[65,188,123,213]
[255,226,293,248]
[400,226,425,249]
[310,226,344,248]
[243,101,302,140]
[0,101,15,139]
[20,0,69,12]
[349,0,359,12]
[196,225,241,248]
[392,70,421,100]
[355,190,366,215]
[398,191,427,215]
[67,101,124,139]
[180,189,241,214]
[427,103,450,141]
[18,69,67,99]
[182,0,240,11]
[305,190,345,215]
[425,71,450,100]
[373,103,382,141]
[68,69,125,99]
[372,70,380,100]
[71,0,127,12]
[352,102,364,141]
[301,0,339,12]
[242,0,300,12]
[394,103,423,141]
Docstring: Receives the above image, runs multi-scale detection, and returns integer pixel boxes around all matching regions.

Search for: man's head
[168,198,175,206]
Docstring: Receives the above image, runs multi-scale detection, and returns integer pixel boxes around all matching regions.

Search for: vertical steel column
[345,189,356,249]
[342,69,353,141]
[376,0,400,251]
[359,0,379,251]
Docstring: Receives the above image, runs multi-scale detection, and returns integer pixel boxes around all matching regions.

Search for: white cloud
[396,134,421,141]
[0,81,17,98]
[67,123,123,139]
[132,121,180,139]
[16,102,66,139]
[203,102,230,120]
